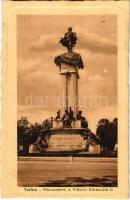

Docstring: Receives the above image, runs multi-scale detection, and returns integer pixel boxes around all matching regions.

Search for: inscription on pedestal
[48,132,85,151]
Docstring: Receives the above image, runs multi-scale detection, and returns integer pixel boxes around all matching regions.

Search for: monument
[43,27,88,152]
[54,28,83,120]
[28,27,101,154]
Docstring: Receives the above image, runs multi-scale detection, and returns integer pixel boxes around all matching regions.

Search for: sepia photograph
[2,0,129,198]
[17,15,118,187]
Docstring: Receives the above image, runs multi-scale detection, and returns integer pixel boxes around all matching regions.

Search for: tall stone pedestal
[47,128,87,152]
[60,63,79,118]
[54,51,83,119]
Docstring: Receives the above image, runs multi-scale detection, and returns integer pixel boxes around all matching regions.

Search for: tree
[29,123,42,144]
[17,117,29,145]
[96,118,118,152]
[17,117,30,154]
[17,116,54,154]
[36,119,52,151]
[113,118,118,144]
[17,116,29,127]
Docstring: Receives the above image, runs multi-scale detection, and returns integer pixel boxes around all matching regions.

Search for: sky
[17,15,117,132]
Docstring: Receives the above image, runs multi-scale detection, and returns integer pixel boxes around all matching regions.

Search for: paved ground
[18,157,117,187]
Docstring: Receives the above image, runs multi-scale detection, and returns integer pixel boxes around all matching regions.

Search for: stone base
[53,120,81,129]
[88,144,101,154]
[46,128,87,152]
[72,120,81,128]
[53,120,63,129]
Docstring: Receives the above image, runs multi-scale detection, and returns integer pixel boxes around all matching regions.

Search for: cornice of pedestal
[59,63,80,78]
[60,64,80,78]
[60,70,80,79]
[54,51,84,70]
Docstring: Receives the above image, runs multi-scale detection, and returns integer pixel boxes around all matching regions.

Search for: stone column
[67,72,78,117]
[60,73,67,118]
[60,63,79,118]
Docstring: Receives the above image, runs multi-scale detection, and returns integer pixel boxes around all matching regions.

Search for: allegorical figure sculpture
[55,110,60,120]
[59,27,77,52]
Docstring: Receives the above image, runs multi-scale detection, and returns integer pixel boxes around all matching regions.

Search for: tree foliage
[17,117,52,154]
[96,118,118,152]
